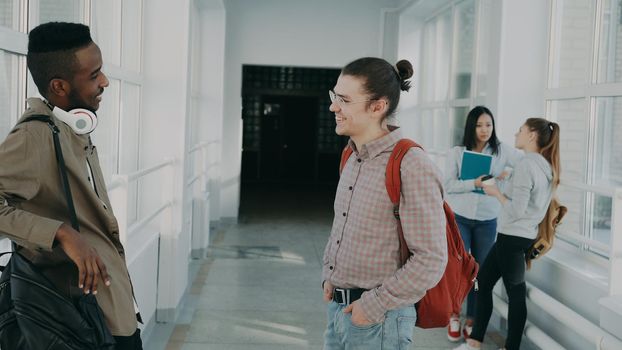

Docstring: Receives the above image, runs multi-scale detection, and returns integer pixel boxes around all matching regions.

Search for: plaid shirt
[322,129,447,323]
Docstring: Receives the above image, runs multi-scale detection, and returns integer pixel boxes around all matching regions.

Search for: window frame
[89,0,144,227]
[545,0,622,261]
[415,0,490,152]
[0,0,145,230]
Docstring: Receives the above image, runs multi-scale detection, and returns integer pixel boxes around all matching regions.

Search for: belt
[332,287,367,306]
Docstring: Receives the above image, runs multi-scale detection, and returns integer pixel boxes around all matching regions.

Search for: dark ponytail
[395,60,414,92]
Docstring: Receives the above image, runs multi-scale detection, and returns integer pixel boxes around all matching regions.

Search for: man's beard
[67,89,98,113]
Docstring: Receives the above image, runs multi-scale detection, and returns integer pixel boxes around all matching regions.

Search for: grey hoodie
[497,152,553,240]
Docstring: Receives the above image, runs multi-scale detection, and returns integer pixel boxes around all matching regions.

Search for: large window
[414,0,493,151]
[90,0,143,226]
[38,0,85,25]
[547,0,622,257]
[452,0,475,99]
[0,0,144,228]
[0,0,27,141]
[0,51,21,140]
[0,0,20,30]
[0,0,88,260]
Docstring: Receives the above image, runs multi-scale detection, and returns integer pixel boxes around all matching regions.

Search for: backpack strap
[339,145,354,175]
[385,139,421,214]
[385,139,422,265]
[385,141,464,266]
[18,115,80,232]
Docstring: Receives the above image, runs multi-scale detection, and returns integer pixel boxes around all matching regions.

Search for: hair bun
[395,59,414,91]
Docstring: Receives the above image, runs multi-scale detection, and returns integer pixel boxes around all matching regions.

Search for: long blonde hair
[524,118,564,269]
[525,118,561,188]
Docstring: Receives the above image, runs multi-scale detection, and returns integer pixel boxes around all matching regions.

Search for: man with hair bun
[0,22,142,349]
[321,57,448,349]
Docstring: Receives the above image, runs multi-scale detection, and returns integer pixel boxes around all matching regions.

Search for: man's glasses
[329,90,373,108]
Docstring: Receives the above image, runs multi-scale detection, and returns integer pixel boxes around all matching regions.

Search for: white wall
[494,0,548,142]
[141,0,193,322]
[220,0,398,218]
[197,0,226,225]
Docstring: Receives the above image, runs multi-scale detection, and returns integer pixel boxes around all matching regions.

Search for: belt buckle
[335,288,350,305]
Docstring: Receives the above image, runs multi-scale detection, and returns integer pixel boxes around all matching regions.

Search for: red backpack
[339,139,479,329]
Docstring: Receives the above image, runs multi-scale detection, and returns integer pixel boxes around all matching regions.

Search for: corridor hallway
[148,185,503,349]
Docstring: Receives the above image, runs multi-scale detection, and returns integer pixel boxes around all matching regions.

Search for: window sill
[543,239,609,291]
[599,296,622,341]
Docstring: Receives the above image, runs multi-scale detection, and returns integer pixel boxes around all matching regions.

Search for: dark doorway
[240,65,345,191]
[260,95,318,182]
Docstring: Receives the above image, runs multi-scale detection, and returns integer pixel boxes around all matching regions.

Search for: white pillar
[142,0,192,322]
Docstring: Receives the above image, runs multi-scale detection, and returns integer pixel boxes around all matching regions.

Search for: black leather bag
[0,252,115,349]
[0,116,115,349]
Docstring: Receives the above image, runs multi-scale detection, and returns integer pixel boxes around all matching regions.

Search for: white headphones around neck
[52,106,98,135]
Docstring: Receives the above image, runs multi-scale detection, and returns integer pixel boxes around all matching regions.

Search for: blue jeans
[455,214,497,319]
[323,301,417,350]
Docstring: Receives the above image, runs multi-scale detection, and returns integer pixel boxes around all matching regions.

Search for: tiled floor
[145,185,503,350]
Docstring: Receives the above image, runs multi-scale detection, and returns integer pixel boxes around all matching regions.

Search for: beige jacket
[0,98,137,336]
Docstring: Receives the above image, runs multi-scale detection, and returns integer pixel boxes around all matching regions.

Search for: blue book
[460,150,493,194]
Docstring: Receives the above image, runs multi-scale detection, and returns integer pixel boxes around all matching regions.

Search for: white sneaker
[454,343,482,350]
[453,343,479,350]
[462,323,473,339]
[447,316,461,342]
